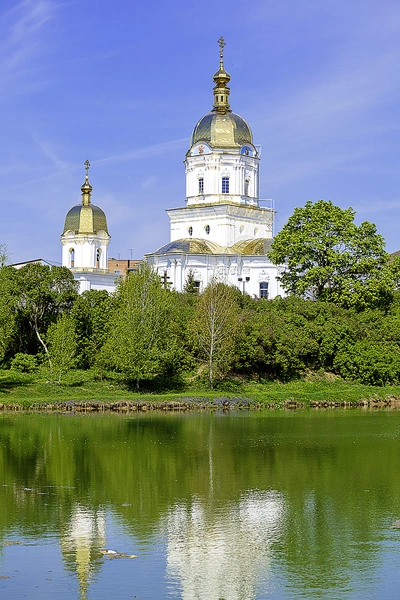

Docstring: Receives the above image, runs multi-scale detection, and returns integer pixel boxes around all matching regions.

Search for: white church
[61,39,284,298]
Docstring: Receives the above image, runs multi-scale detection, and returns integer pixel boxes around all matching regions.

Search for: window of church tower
[69,248,75,268]
[96,249,101,268]
[205,225,210,235]
[259,282,269,299]
[188,226,193,236]
[222,177,229,194]
[245,178,250,196]
[198,178,204,194]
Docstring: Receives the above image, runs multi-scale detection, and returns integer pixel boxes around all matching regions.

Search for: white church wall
[185,147,259,206]
[146,253,285,300]
[168,205,274,247]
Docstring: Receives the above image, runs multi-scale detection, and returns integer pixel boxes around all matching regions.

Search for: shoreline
[1,396,400,413]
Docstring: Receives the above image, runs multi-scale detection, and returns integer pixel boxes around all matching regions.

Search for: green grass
[1,369,399,409]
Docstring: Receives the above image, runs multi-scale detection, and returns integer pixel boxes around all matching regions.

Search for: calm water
[1,409,400,599]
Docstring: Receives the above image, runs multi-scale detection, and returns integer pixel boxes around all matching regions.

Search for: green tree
[0,266,18,363]
[0,243,10,267]
[16,264,78,365]
[268,200,396,310]
[183,269,199,294]
[101,263,180,389]
[71,289,115,369]
[46,314,77,382]
[191,280,240,388]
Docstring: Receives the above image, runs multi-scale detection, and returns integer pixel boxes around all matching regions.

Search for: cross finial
[84,159,90,178]
[218,36,226,60]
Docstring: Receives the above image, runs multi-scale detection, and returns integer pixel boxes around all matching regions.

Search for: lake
[1,408,400,599]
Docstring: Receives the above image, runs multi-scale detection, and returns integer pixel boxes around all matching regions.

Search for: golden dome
[62,161,109,235]
[231,239,273,255]
[191,112,253,148]
[190,37,253,149]
[63,204,108,235]
[153,238,273,256]
[154,238,229,255]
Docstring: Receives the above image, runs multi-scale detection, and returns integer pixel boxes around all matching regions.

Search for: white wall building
[146,39,285,299]
[61,161,116,294]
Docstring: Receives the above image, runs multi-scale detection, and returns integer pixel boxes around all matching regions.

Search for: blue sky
[2,0,400,264]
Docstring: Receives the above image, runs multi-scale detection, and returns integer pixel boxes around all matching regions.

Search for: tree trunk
[33,317,52,370]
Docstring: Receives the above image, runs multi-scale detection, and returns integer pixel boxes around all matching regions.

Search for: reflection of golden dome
[191,112,253,149]
[62,163,109,235]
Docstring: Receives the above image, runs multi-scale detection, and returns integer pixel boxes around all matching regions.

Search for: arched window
[198,178,204,194]
[69,248,75,268]
[245,178,250,196]
[222,177,229,194]
[259,282,269,299]
[96,248,101,268]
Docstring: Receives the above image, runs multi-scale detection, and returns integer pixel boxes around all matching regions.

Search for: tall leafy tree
[16,264,78,365]
[46,314,77,382]
[268,200,397,310]
[191,280,240,389]
[101,263,180,389]
[71,290,115,369]
[0,266,18,363]
[0,243,10,267]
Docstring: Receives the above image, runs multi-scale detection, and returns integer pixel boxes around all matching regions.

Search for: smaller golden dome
[63,204,108,235]
[62,161,109,235]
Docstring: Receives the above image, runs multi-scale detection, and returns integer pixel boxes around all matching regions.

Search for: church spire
[212,36,231,115]
[81,159,92,207]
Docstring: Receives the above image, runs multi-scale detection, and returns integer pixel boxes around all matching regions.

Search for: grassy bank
[1,369,400,410]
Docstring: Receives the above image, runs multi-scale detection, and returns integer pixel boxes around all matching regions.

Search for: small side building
[61,162,117,294]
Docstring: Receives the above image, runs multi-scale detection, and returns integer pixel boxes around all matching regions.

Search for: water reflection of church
[60,505,106,600]
[164,491,284,599]
[59,491,284,600]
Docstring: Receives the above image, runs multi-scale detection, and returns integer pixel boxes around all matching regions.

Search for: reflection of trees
[0,411,399,596]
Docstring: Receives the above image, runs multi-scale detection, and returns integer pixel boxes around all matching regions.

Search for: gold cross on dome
[84,159,90,177]
[218,36,226,58]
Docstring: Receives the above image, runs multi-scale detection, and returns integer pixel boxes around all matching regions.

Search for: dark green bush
[10,353,38,373]
[334,341,400,385]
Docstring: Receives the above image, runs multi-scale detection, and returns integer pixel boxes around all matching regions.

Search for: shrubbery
[2,262,400,388]
[10,353,38,373]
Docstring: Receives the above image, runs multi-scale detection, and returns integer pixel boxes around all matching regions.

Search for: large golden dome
[191,112,252,148]
[190,36,253,149]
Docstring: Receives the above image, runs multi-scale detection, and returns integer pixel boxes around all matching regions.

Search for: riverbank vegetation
[1,368,400,408]
[2,199,400,405]
[2,259,400,406]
